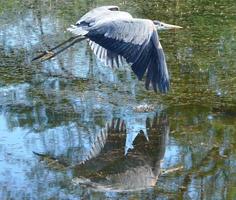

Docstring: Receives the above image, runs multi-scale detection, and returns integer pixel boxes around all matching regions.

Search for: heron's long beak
[161,22,182,30]
[154,20,183,31]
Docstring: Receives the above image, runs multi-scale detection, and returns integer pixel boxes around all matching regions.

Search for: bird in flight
[33,6,182,92]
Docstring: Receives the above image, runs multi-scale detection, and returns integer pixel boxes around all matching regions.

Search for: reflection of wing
[78,119,126,164]
[32,125,110,166]
[78,127,109,164]
[73,112,169,192]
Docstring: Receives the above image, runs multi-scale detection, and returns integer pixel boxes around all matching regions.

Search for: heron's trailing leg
[32,36,85,62]
[32,36,77,61]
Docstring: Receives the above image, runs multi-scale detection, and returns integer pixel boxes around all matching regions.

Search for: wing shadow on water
[71,111,169,192]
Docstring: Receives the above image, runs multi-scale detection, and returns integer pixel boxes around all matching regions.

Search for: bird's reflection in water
[72,112,169,192]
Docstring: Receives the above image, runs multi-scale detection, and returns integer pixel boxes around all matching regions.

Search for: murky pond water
[0,0,236,199]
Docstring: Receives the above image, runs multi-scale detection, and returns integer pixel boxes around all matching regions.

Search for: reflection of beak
[162,22,183,30]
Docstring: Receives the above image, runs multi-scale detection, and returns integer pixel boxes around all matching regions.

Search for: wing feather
[89,41,124,68]
[86,19,169,92]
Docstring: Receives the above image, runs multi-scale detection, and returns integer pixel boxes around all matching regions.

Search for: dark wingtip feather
[145,79,150,90]
[144,63,170,93]
[145,78,169,93]
[158,79,170,93]
[152,80,158,92]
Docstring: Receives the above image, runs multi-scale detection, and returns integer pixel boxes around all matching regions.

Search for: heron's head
[153,20,182,31]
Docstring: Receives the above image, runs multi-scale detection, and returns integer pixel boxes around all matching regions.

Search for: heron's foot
[40,51,55,61]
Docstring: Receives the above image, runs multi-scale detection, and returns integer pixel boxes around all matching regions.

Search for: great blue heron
[33,6,182,92]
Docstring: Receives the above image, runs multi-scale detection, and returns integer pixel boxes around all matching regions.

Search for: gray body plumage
[67,6,170,92]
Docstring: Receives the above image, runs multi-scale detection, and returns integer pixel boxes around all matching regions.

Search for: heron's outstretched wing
[85,19,170,92]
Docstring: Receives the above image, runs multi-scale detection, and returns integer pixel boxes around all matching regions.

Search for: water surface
[0,0,236,199]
